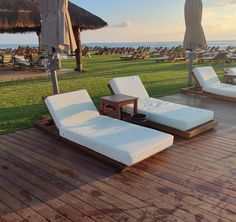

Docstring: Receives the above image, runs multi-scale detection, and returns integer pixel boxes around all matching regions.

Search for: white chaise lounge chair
[192,66,236,102]
[38,90,173,171]
[108,76,217,138]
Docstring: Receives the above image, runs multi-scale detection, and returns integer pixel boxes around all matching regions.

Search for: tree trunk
[188,58,193,86]
[49,54,60,94]
[37,31,41,54]
[188,51,196,86]
[73,27,83,72]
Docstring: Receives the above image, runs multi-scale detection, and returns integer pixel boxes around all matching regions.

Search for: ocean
[1,40,236,49]
[84,40,236,49]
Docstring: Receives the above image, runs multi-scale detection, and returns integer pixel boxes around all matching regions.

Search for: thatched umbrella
[0,0,40,34]
[0,0,108,71]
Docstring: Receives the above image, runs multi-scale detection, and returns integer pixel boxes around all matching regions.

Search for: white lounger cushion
[110,76,149,99]
[193,66,236,98]
[204,83,236,98]
[45,90,173,166]
[45,90,100,128]
[124,98,214,131]
[61,116,173,165]
[192,66,220,89]
[109,76,214,131]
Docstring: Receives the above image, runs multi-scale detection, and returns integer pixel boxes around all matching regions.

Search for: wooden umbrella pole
[48,49,60,94]
[73,27,83,72]
[188,58,193,86]
[188,51,196,87]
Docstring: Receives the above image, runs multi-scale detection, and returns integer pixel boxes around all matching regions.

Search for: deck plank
[0,201,25,222]
[0,94,236,222]
[0,186,48,222]
[0,141,138,222]
[0,155,135,222]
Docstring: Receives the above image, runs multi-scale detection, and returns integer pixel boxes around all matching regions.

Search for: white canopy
[183,0,206,50]
[36,0,77,54]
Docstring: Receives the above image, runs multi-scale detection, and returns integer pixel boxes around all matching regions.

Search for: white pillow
[110,76,149,99]
[193,66,220,89]
[45,90,100,128]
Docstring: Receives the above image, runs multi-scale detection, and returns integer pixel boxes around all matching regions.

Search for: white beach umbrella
[183,0,206,86]
[36,0,77,94]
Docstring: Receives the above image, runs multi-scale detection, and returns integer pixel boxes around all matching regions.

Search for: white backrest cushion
[45,90,100,128]
[192,66,220,89]
[109,76,149,99]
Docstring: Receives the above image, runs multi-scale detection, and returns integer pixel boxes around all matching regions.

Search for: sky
[1,0,236,44]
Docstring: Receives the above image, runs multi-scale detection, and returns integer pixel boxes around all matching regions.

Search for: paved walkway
[0,67,77,82]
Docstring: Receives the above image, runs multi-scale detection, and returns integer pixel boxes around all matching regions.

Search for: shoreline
[1,40,236,50]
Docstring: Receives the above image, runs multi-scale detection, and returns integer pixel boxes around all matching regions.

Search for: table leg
[134,99,138,114]
[101,101,105,115]
[120,106,123,120]
[116,106,121,119]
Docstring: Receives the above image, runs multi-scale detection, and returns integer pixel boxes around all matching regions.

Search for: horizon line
[1,39,236,45]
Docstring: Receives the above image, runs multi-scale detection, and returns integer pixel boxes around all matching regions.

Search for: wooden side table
[223,68,236,85]
[224,74,236,84]
[100,94,138,120]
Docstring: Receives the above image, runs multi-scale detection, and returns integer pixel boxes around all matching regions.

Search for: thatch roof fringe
[0,0,107,33]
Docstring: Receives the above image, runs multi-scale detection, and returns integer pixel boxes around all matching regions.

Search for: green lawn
[0,55,231,134]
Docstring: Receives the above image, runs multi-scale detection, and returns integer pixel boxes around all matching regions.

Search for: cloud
[201,3,236,40]
[207,0,236,8]
[110,21,135,28]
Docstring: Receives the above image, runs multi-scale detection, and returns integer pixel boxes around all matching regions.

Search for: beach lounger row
[198,51,228,64]
[79,45,236,65]
[0,53,12,66]
[94,47,150,56]
[120,51,148,60]
[0,45,46,70]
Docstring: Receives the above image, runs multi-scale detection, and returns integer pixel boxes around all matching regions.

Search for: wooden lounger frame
[180,72,236,103]
[35,94,166,172]
[107,84,217,139]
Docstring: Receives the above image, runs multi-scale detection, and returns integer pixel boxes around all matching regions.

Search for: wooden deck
[0,94,236,222]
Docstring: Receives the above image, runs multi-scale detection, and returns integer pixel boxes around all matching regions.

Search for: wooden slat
[0,142,140,221]
[0,156,134,222]
[0,186,47,222]
[0,176,72,222]
[0,166,95,222]
[0,201,25,222]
